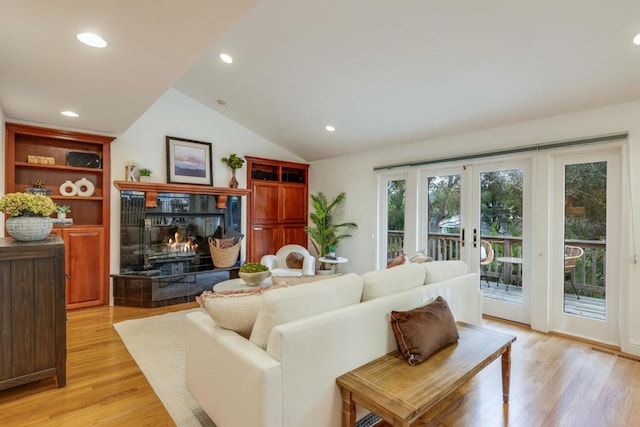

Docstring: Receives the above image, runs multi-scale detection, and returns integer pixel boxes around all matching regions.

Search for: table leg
[341,388,356,427]
[501,344,512,404]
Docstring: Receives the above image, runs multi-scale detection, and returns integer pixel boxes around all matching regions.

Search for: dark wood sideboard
[0,235,66,390]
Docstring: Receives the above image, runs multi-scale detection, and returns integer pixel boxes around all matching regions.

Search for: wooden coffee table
[336,322,516,427]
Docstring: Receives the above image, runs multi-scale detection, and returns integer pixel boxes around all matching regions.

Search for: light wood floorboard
[2,305,640,426]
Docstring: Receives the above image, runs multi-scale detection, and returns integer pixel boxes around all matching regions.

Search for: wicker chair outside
[480,240,494,286]
[564,245,584,299]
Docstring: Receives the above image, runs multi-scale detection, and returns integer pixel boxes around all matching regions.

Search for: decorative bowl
[239,270,272,286]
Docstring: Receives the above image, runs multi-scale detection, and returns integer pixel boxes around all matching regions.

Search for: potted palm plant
[305,191,357,273]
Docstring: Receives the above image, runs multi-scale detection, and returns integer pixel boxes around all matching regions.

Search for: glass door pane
[563,162,607,320]
[385,178,406,264]
[480,169,524,305]
[426,174,461,260]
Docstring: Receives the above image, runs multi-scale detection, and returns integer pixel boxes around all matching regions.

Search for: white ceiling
[3,1,640,161]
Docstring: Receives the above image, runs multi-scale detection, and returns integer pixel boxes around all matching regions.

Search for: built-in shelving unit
[5,122,114,310]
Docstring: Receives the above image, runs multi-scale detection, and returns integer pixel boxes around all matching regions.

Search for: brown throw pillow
[390,296,459,366]
[386,254,407,269]
[286,252,305,269]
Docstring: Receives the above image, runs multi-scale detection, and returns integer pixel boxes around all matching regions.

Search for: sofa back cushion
[360,263,425,301]
[421,260,469,284]
[249,273,363,349]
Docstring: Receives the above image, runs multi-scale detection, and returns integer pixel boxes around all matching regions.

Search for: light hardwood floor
[1,305,640,426]
[0,302,198,427]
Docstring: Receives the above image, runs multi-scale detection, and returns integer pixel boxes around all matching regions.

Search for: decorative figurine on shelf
[125,161,137,182]
[221,153,245,188]
[26,178,53,195]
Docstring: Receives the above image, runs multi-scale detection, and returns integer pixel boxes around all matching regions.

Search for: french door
[421,159,531,324]
[551,151,620,345]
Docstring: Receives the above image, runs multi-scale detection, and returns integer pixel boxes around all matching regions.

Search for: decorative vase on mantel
[6,215,53,242]
[229,170,239,188]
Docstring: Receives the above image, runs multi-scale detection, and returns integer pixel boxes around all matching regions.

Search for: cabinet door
[249,224,281,262]
[251,182,279,223]
[282,225,308,249]
[61,227,106,309]
[280,184,307,223]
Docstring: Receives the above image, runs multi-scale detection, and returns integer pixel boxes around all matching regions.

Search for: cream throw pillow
[197,284,286,338]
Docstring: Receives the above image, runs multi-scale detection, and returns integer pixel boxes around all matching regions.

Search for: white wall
[309,99,640,355]
[109,88,306,294]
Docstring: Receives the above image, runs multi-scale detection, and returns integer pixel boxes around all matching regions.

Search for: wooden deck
[481,280,606,320]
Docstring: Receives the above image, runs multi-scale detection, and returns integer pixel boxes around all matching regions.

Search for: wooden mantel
[113,181,251,196]
[113,181,250,208]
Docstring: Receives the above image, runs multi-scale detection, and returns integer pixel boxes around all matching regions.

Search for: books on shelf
[52,218,74,226]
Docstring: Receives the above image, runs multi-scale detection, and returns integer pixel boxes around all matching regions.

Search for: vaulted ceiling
[3,1,640,161]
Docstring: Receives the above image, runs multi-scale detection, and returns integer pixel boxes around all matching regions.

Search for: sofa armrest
[261,254,278,270]
[185,310,283,427]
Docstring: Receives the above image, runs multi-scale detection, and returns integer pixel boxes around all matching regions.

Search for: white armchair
[260,244,316,277]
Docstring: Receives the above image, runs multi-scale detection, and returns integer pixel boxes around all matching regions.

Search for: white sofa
[185,261,482,427]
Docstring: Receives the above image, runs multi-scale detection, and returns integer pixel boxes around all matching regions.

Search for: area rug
[115,308,379,427]
[113,308,216,426]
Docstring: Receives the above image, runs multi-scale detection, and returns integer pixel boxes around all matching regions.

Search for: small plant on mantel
[138,168,153,182]
[221,154,245,188]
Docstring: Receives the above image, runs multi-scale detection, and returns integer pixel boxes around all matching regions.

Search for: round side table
[318,256,349,273]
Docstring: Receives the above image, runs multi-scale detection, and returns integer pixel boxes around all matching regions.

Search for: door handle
[461,228,465,247]
[473,228,478,248]
[254,227,263,231]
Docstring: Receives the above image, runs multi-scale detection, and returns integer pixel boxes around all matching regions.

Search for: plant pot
[57,212,67,220]
[139,176,151,182]
[216,195,228,209]
[6,216,53,241]
[239,270,271,286]
[229,170,239,188]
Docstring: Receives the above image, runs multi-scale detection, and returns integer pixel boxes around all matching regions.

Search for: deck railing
[386,231,605,296]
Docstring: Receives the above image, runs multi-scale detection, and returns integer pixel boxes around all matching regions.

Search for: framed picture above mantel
[166,136,213,185]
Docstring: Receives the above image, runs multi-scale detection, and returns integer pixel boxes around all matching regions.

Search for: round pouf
[6,216,53,241]
[239,270,271,287]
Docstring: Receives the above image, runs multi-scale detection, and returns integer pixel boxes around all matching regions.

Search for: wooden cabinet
[52,227,106,309]
[5,123,114,309]
[246,156,309,262]
[0,236,66,390]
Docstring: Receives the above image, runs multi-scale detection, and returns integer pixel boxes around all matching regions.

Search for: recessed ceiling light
[61,111,79,117]
[217,99,226,105]
[325,125,336,132]
[219,53,233,64]
[76,32,107,48]
[634,33,640,45]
